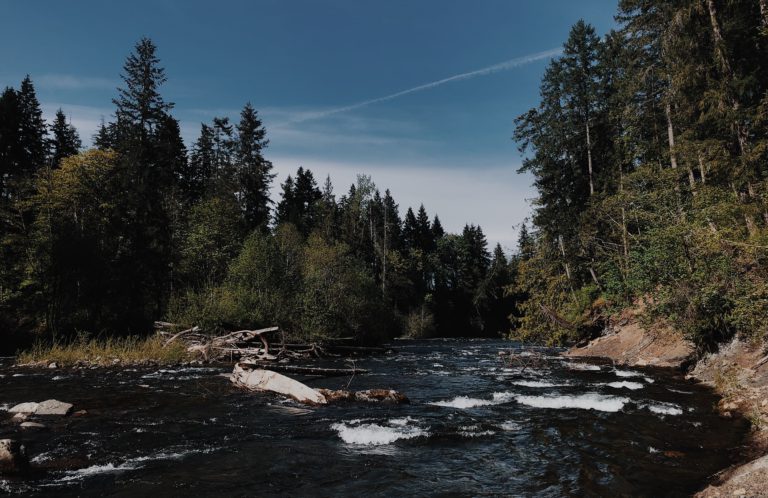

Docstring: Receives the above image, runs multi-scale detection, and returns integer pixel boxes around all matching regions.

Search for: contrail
[288,47,562,124]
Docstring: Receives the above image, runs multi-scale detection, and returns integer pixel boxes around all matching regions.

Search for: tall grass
[17,334,192,367]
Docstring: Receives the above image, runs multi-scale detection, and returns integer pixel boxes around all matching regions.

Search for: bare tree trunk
[760,0,768,28]
[665,102,678,170]
[558,235,572,282]
[586,121,595,196]
[687,165,697,194]
[698,152,707,185]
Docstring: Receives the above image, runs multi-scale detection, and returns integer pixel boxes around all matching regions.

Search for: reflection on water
[0,339,748,496]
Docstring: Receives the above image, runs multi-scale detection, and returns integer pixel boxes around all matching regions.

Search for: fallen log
[239,360,368,377]
[230,364,327,405]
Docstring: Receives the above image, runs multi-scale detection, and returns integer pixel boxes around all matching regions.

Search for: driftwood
[230,364,327,404]
[231,363,406,405]
[155,323,385,365]
[754,353,768,370]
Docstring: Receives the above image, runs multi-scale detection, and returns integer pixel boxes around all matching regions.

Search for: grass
[16,334,193,367]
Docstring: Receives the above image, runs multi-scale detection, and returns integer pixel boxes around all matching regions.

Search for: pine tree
[113,37,173,150]
[402,207,418,251]
[415,204,434,252]
[17,76,48,174]
[185,123,215,203]
[49,109,81,168]
[432,215,445,240]
[235,103,274,230]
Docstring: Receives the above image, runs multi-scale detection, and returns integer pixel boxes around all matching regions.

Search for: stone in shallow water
[20,422,46,430]
[8,402,39,414]
[0,439,28,473]
[8,400,73,416]
[35,399,73,416]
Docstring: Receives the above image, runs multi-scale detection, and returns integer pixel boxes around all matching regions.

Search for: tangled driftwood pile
[156,322,405,405]
[155,322,385,365]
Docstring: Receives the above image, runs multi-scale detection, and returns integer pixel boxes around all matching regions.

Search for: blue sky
[0,0,617,250]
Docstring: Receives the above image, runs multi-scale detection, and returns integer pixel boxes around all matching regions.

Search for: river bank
[566,305,768,496]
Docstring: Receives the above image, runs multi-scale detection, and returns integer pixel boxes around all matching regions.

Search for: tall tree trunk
[665,102,678,170]
[707,0,750,158]
[557,234,572,282]
[760,0,768,28]
[382,202,387,295]
[586,121,595,196]
[698,152,707,185]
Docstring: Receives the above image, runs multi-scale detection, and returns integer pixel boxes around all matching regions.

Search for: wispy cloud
[35,74,116,90]
[286,47,562,124]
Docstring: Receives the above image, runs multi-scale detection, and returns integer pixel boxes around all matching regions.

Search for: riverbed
[0,339,748,496]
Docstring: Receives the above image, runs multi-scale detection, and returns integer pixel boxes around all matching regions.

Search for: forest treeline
[0,39,515,349]
[511,0,768,350]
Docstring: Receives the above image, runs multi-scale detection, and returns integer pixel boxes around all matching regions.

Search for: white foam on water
[645,402,683,416]
[614,369,641,377]
[388,417,417,427]
[566,363,602,371]
[57,446,220,483]
[511,380,568,388]
[59,462,139,482]
[430,396,496,408]
[331,421,427,446]
[648,446,660,454]
[430,391,516,409]
[667,388,692,394]
[515,393,629,413]
[458,425,496,438]
[499,421,522,431]
[0,403,9,412]
[604,381,644,390]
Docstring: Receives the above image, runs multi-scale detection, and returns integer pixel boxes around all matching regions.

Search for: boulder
[8,400,73,416]
[0,439,28,473]
[36,400,73,416]
[8,402,39,415]
[20,422,46,430]
[230,364,327,405]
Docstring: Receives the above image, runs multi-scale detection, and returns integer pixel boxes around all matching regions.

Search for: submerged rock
[318,388,409,404]
[0,439,28,473]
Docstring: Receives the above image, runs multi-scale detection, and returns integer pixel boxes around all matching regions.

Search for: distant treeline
[0,38,517,348]
[511,0,768,350]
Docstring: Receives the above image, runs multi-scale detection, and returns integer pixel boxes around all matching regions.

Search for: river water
[0,339,748,497]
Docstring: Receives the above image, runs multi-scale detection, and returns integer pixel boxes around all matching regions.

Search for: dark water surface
[0,340,748,497]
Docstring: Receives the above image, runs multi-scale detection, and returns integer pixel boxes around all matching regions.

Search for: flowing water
[0,339,748,497]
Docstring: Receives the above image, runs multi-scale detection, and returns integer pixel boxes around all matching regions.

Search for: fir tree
[235,103,274,230]
[49,109,81,168]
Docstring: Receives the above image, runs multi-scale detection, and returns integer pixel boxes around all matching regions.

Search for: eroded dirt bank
[566,305,768,497]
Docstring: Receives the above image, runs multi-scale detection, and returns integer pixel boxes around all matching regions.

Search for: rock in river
[0,439,28,473]
[9,399,73,416]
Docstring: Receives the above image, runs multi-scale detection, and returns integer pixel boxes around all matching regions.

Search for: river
[0,339,748,496]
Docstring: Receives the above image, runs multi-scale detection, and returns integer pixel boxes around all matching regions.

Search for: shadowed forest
[3,0,768,357]
[0,40,514,351]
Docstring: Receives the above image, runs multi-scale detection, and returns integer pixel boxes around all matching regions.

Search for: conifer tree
[235,103,274,230]
[49,109,81,168]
